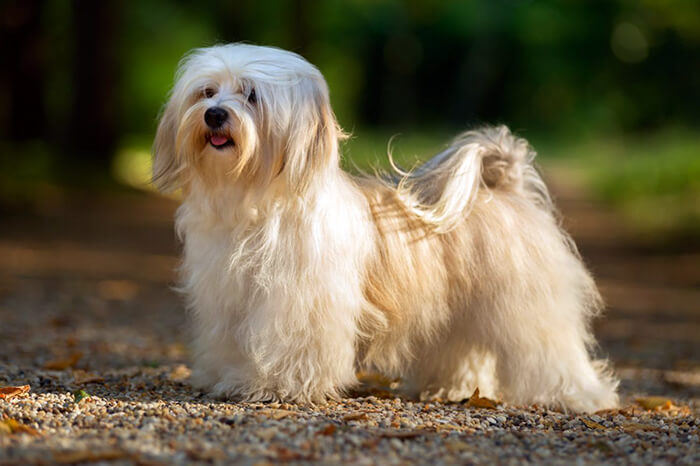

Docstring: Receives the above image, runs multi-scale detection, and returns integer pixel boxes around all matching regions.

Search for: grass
[532,128,700,238]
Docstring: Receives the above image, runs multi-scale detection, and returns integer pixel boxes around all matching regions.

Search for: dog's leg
[208,290,361,403]
[469,241,619,412]
[407,340,498,402]
[487,314,619,413]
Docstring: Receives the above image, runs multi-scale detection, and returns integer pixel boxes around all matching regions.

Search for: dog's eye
[248,88,257,104]
[203,87,216,99]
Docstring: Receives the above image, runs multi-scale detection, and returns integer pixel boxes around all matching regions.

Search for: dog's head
[153,44,342,194]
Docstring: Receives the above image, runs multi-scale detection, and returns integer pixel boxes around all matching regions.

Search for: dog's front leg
[199,289,361,403]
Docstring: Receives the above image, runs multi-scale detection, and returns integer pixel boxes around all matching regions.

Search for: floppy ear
[283,76,343,191]
[152,100,181,192]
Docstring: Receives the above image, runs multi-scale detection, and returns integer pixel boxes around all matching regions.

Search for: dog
[153,43,619,412]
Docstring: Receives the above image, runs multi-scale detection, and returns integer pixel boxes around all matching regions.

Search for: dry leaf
[342,412,369,422]
[635,396,673,411]
[446,440,472,453]
[97,279,139,301]
[317,424,337,436]
[581,418,608,430]
[273,446,306,462]
[186,448,226,461]
[52,449,129,463]
[168,364,191,381]
[0,420,11,435]
[1,418,40,436]
[435,423,463,432]
[465,387,500,409]
[590,440,614,454]
[356,371,395,388]
[353,371,400,398]
[0,384,30,400]
[379,429,426,439]
[621,422,662,433]
[72,370,104,385]
[259,408,295,420]
[44,352,83,370]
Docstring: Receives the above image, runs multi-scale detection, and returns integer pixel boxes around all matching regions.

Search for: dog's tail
[391,125,551,233]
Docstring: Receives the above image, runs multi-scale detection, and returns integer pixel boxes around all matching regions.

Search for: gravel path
[1,189,698,465]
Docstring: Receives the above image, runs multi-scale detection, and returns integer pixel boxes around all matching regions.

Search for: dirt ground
[0,175,698,464]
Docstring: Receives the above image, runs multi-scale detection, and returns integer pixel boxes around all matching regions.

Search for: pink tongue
[210,135,228,146]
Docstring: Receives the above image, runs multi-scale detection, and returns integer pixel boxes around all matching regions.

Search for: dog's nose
[204,107,228,128]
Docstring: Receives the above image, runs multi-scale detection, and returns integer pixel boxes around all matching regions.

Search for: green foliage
[2,0,698,238]
[120,2,218,134]
[543,128,700,236]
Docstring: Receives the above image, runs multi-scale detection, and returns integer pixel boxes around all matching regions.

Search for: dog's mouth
[207,133,234,150]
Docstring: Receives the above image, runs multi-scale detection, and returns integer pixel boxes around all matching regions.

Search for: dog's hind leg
[466,199,619,412]
[406,340,498,402]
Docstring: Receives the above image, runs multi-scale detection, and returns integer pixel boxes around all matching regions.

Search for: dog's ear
[283,76,343,191]
[152,99,181,192]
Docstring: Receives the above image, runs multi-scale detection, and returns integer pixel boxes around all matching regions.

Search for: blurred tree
[0,0,47,141]
[290,0,312,57]
[68,0,122,174]
[1,0,699,175]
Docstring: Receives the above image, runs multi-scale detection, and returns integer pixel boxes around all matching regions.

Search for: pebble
[1,276,698,465]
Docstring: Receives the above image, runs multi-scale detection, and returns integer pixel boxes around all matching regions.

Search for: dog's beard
[175,100,262,187]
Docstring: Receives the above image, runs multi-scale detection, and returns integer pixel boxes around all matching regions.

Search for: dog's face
[153,44,342,193]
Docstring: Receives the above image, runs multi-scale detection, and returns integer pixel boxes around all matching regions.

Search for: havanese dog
[153,43,619,412]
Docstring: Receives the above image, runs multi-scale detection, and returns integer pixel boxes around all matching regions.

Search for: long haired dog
[153,44,618,412]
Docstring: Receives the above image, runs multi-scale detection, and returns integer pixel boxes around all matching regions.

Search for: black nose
[204,107,228,128]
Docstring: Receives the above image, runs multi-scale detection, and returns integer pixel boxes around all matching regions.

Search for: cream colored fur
[153,43,619,412]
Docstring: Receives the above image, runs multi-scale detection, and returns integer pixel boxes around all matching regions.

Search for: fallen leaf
[186,448,226,461]
[357,371,395,388]
[379,429,427,439]
[621,423,662,433]
[259,408,295,420]
[594,408,624,416]
[44,352,83,370]
[362,438,380,448]
[435,423,463,432]
[72,370,104,385]
[168,364,191,381]
[590,440,614,454]
[0,385,30,400]
[1,418,40,436]
[0,421,11,435]
[342,412,369,422]
[317,424,337,436]
[73,389,90,404]
[635,396,673,411]
[581,418,608,430]
[274,447,306,461]
[465,387,500,409]
[446,440,472,453]
[97,279,139,301]
[353,371,401,397]
[52,449,129,463]
[256,427,279,441]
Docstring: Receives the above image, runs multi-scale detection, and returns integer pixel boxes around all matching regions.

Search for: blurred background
[1,0,699,238]
[0,1,699,397]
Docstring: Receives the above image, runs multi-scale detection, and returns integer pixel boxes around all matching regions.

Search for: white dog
[153,43,618,412]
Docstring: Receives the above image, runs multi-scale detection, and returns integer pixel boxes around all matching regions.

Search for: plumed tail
[391,125,551,232]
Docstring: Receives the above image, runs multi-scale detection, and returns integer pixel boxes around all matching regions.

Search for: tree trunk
[0,0,47,142]
[68,0,121,171]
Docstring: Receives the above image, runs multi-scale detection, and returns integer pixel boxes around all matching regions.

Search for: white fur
[153,43,619,412]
